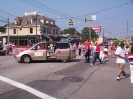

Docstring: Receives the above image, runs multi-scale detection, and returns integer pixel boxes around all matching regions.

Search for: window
[44,28,49,34]
[46,20,49,24]
[19,38,27,46]
[44,28,46,33]
[56,43,70,49]
[53,29,55,35]
[13,29,16,34]
[30,28,33,34]
[56,29,58,34]
[50,22,53,25]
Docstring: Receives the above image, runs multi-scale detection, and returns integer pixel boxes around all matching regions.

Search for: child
[100,47,105,62]
[104,46,108,58]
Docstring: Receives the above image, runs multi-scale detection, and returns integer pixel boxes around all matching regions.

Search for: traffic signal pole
[85,16,93,42]
[7,14,10,42]
[84,15,96,42]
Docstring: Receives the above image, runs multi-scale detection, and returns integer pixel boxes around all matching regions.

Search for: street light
[114,21,128,41]
[54,17,60,21]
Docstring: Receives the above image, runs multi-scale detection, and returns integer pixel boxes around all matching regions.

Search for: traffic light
[16,17,21,25]
[84,15,87,22]
[69,18,73,26]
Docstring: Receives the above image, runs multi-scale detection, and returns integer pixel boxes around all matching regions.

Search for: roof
[8,14,59,28]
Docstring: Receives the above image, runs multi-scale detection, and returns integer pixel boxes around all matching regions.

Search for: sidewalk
[69,58,133,99]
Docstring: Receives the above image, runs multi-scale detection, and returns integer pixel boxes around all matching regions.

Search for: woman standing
[78,42,82,56]
[128,45,133,87]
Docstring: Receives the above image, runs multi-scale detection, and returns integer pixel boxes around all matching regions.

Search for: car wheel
[62,59,68,62]
[22,55,31,63]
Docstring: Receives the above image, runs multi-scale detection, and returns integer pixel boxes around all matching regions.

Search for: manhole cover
[61,77,83,82]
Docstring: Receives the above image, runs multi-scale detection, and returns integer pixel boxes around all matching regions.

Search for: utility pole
[89,26,91,42]
[127,21,128,40]
[7,14,9,42]
[103,28,104,46]
[84,14,96,42]
[36,11,37,43]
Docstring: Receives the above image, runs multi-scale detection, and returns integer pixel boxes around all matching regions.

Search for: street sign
[92,14,96,20]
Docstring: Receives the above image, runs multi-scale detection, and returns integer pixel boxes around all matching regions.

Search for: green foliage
[80,27,99,43]
[0,24,7,32]
[60,27,80,35]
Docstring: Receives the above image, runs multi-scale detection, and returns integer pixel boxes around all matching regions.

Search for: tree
[0,24,7,32]
[60,28,80,36]
[80,27,99,43]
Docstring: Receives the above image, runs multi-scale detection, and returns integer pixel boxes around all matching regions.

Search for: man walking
[91,43,103,66]
[84,40,91,63]
[115,42,128,81]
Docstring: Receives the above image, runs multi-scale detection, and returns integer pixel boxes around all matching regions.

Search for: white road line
[0,76,57,99]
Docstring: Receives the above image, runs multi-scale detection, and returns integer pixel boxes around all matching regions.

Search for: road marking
[0,76,56,99]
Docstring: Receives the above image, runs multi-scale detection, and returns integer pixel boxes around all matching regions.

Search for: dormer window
[50,22,53,25]
[46,20,49,24]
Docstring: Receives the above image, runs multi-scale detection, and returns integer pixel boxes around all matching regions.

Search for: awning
[1,35,39,38]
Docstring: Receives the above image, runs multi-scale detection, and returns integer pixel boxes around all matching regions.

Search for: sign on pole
[90,26,101,32]
[92,14,96,20]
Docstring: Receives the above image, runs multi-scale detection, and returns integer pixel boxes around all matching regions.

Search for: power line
[130,0,133,6]
[21,0,73,19]
[0,16,7,20]
[31,0,72,18]
[93,9,133,23]
[23,0,132,22]
[75,2,132,18]
[65,9,133,30]
[0,10,17,18]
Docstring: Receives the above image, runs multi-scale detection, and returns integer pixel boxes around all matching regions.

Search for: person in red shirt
[40,45,45,50]
[110,44,115,58]
[84,40,91,63]
[91,44,103,66]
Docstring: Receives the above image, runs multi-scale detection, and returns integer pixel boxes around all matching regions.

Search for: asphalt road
[0,55,133,99]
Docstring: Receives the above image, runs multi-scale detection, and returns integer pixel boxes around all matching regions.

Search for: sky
[0,0,133,38]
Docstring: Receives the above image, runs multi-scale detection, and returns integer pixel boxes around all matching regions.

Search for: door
[56,42,70,59]
[30,43,47,60]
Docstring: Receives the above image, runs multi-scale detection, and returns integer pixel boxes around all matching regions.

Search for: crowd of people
[72,40,115,64]
[0,42,16,56]
[72,40,133,87]
[1,40,133,87]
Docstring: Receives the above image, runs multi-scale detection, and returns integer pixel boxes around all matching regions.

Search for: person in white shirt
[99,46,105,61]
[103,45,108,57]
[81,43,85,57]
[115,42,128,81]
[73,42,77,50]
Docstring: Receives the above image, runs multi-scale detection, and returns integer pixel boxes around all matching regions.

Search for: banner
[90,26,101,32]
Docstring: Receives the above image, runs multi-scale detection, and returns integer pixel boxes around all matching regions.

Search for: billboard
[90,26,101,32]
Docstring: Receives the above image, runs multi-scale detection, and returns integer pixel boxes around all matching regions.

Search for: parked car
[14,41,76,63]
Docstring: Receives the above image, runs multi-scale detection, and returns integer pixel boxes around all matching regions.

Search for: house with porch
[0,11,60,48]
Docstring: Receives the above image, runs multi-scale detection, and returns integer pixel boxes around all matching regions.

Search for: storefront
[2,35,47,48]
